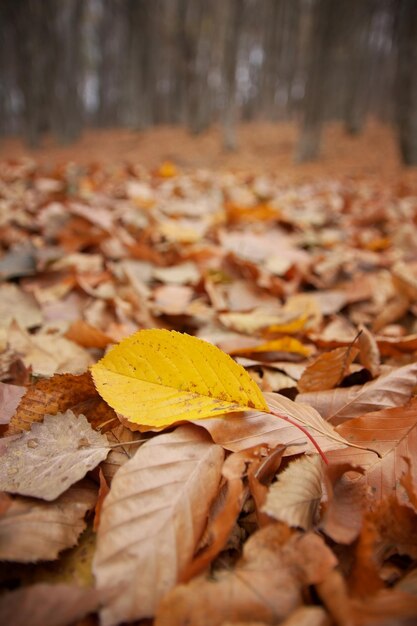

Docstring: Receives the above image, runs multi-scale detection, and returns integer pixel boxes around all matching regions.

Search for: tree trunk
[395,0,417,165]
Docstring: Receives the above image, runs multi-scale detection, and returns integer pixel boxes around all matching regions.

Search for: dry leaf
[64,319,114,348]
[155,525,337,626]
[326,399,417,504]
[198,391,350,457]
[352,588,417,626]
[0,411,109,500]
[297,346,359,393]
[93,425,224,626]
[263,456,324,530]
[0,381,25,425]
[358,325,380,377]
[7,371,118,435]
[297,362,417,425]
[0,283,43,329]
[91,329,268,428]
[320,464,366,544]
[0,479,97,562]
[0,583,104,626]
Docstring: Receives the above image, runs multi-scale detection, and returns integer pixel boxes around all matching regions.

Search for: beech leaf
[155,525,337,626]
[262,456,324,530]
[0,480,97,562]
[327,398,417,503]
[0,411,109,500]
[93,425,224,626]
[297,362,417,424]
[91,328,268,428]
[0,584,104,626]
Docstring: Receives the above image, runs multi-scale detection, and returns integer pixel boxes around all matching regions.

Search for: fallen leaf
[93,425,224,626]
[358,325,381,377]
[297,346,359,393]
[155,525,337,626]
[91,329,268,429]
[229,337,313,359]
[7,372,118,435]
[64,319,114,348]
[0,283,42,329]
[320,464,366,544]
[326,399,417,504]
[0,480,97,562]
[6,322,93,377]
[198,391,350,457]
[0,583,104,626]
[0,411,109,500]
[296,362,417,425]
[352,588,417,625]
[263,456,324,530]
[0,381,25,425]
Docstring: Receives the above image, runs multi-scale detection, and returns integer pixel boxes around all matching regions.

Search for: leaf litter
[0,159,417,624]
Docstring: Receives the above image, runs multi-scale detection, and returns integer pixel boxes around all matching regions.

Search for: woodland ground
[1,120,417,626]
[1,120,415,181]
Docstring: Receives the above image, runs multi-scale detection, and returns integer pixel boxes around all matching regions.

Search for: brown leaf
[7,371,118,435]
[93,425,224,626]
[0,381,25,425]
[0,583,104,626]
[94,468,110,531]
[297,362,417,425]
[263,456,324,530]
[358,325,381,377]
[100,423,144,483]
[198,392,349,457]
[297,346,359,393]
[155,525,337,626]
[0,283,43,329]
[350,497,417,598]
[320,464,366,544]
[0,411,109,500]
[352,588,417,626]
[315,569,353,626]
[64,319,114,348]
[326,400,417,504]
[6,322,93,377]
[0,480,97,562]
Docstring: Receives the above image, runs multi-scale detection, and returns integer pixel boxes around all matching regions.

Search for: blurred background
[0,0,416,166]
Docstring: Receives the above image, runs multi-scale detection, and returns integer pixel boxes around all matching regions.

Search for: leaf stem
[268,408,329,465]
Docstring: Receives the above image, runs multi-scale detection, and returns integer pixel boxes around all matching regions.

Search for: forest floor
[1,119,415,181]
[1,120,417,626]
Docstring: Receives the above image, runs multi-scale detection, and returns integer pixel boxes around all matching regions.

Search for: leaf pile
[1,160,417,625]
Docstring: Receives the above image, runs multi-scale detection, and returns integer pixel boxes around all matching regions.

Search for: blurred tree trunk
[296,0,334,162]
[343,0,373,135]
[395,0,417,165]
[222,0,243,151]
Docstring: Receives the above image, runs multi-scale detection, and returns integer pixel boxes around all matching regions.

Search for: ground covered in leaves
[1,144,417,626]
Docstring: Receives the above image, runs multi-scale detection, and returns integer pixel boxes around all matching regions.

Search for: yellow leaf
[229,336,313,358]
[157,161,178,178]
[91,329,268,428]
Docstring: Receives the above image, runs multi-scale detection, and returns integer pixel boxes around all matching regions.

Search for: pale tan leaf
[0,381,25,425]
[263,456,324,530]
[296,362,417,425]
[0,411,109,500]
[327,399,417,504]
[155,525,337,626]
[278,606,330,626]
[320,465,366,544]
[93,425,224,626]
[358,325,381,377]
[0,283,42,329]
[198,391,349,457]
[0,583,104,626]
[0,480,97,562]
